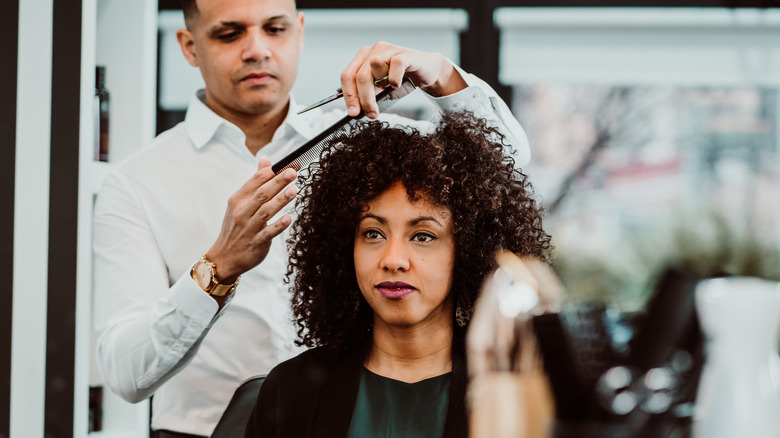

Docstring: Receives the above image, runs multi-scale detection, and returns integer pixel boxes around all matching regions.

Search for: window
[497,8,780,305]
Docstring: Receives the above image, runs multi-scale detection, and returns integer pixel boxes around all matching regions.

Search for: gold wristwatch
[191,255,240,297]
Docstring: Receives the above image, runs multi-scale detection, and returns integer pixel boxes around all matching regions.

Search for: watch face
[193,261,214,289]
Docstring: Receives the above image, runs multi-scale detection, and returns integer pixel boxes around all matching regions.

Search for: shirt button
[284,342,293,350]
[453,101,465,109]
[473,92,483,99]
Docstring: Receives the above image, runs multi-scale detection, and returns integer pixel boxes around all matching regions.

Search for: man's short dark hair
[181,0,297,27]
[180,0,197,28]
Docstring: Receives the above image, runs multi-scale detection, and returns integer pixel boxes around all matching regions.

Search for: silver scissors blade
[297,76,389,115]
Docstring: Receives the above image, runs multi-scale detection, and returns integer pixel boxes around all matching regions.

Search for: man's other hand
[205,157,297,284]
[339,41,468,119]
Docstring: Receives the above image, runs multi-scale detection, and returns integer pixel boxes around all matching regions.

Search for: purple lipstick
[376,281,416,299]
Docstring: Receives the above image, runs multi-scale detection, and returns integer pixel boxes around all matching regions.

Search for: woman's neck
[364,317,454,383]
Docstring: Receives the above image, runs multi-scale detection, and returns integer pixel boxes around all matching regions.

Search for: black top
[245,336,468,438]
[346,368,451,438]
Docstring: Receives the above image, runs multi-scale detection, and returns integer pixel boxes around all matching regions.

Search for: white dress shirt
[93,67,529,435]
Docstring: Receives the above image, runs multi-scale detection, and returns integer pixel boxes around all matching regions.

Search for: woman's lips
[376,281,416,299]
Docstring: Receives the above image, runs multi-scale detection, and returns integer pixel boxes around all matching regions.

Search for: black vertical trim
[45,0,82,436]
[0,1,19,437]
[460,0,513,107]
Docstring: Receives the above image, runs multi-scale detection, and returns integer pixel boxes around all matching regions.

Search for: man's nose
[242,29,272,63]
[380,238,410,272]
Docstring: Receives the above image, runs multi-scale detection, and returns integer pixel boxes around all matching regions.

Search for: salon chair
[210,375,267,438]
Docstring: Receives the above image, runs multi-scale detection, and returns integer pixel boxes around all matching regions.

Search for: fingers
[230,156,276,203]
[256,211,293,243]
[207,158,297,279]
[341,42,410,119]
[341,46,372,117]
[356,63,381,118]
[258,156,272,169]
[244,156,297,233]
[241,167,296,218]
[387,53,410,89]
[247,183,297,231]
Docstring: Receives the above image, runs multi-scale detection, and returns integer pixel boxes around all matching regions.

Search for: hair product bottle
[95,66,110,162]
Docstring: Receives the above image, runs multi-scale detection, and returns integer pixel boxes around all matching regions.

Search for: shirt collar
[185,90,244,149]
[282,96,324,140]
[185,90,321,150]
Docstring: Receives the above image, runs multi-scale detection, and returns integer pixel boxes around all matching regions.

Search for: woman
[245,112,551,438]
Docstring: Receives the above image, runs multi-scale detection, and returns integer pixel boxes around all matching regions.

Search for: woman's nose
[380,239,410,272]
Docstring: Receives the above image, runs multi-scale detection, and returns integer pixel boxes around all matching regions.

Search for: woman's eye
[363,230,383,240]
[411,233,435,243]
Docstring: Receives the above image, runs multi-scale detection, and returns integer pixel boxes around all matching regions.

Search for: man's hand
[339,41,468,119]
[205,157,297,284]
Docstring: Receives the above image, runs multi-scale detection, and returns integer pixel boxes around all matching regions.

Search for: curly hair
[287,111,551,351]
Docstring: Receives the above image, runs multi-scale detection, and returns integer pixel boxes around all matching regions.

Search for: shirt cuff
[424,64,494,116]
[168,271,222,324]
[423,61,531,166]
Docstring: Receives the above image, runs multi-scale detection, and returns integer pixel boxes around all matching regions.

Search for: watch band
[208,278,238,297]
[191,256,240,297]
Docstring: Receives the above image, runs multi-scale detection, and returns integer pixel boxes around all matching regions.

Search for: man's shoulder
[131,122,189,159]
[109,122,191,176]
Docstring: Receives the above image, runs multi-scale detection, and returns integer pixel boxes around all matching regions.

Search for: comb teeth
[274,119,358,175]
[378,78,416,104]
[272,77,417,175]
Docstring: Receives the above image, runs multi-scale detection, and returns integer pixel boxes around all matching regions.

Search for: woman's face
[353,181,455,330]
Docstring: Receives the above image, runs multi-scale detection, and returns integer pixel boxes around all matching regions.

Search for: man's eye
[217,32,240,41]
[412,233,435,243]
[267,26,285,34]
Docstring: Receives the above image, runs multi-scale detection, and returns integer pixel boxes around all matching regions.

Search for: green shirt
[346,367,451,438]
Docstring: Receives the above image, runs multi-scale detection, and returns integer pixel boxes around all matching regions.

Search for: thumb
[258,156,272,170]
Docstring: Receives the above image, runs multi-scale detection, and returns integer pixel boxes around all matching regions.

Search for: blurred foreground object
[467,251,561,438]
[533,267,704,438]
[693,276,780,438]
[542,215,778,437]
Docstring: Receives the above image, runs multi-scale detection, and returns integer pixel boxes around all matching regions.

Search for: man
[93,0,530,436]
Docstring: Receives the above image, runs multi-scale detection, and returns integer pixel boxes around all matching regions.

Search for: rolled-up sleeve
[426,62,531,167]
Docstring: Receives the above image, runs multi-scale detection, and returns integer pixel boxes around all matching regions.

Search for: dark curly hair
[287,112,551,351]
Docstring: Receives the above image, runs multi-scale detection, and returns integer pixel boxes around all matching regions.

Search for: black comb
[272,77,417,174]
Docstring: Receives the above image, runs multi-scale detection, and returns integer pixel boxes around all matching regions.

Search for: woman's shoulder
[269,346,336,374]
[250,345,366,437]
[264,345,351,390]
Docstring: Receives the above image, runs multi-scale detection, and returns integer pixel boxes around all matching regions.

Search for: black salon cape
[245,337,469,438]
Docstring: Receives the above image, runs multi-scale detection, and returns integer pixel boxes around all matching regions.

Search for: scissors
[297,76,390,115]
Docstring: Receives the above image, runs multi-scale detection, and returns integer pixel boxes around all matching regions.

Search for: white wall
[12,0,53,436]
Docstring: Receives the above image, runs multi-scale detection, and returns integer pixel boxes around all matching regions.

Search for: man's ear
[176,28,199,67]
[297,11,304,52]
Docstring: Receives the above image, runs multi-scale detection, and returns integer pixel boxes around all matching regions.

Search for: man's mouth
[241,72,273,86]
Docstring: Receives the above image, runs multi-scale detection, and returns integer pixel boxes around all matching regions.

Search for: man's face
[178,0,303,118]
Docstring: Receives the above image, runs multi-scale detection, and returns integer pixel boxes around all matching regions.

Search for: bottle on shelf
[94,66,110,162]
[88,385,102,432]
